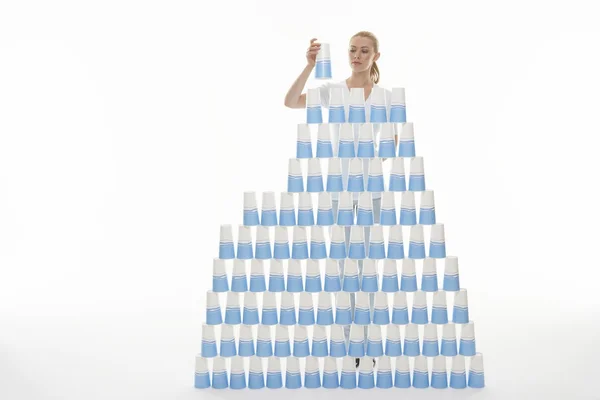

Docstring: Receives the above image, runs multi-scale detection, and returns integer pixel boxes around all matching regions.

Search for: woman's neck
[346,71,373,88]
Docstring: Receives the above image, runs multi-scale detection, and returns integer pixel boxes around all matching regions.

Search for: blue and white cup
[419,190,436,225]
[305,259,323,291]
[411,290,429,324]
[450,355,467,389]
[358,356,375,389]
[389,157,407,192]
[250,259,266,292]
[412,355,429,389]
[335,292,352,325]
[286,259,304,292]
[398,122,415,158]
[279,193,296,227]
[285,357,302,389]
[336,191,354,226]
[310,226,327,260]
[244,191,260,226]
[249,356,265,389]
[373,291,390,325]
[293,325,310,357]
[400,258,417,292]
[349,87,366,123]
[315,42,332,79]
[408,156,426,191]
[431,356,448,389]
[337,123,355,158]
[432,290,449,325]
[255,226,272,260]
[429,223,446,258]
[422,323,439,357]
[393,356,411,388]
[408,224,426,259]
[298,292,315,326]
[307,158,324,193]
[348,158,365,192]
[370,86,388,123]
[357,122,375,158]
[329,225,347,259]
[443,256,461,291]
[256,324,273,357]
[201,324,217,358]
[236,226,253,260]
[220,324,237,357]
[387,225,405,259]
[323,357,340,388]
[225,291,242,325]
[361,259,379,292]
[326,157,343,192]
[324,258,341,292]
[298,192,315,226]
[279,292,297,325]
[205,291,222,325]
[311,325,329,357]
[348,226,366,259]
[356,192,374,226]
[376,355,393,388]
[194,356,210,389]
[211,357,228,389]
[274,324,291,357]
[219,224,235,259]
[238,324,255,357]
[243,292,259,325]
[369,226,386,260]
[230,356,246,389]
[317,192,334,225]
[292,226,309,259]
[273,227,290,260]
[231,259,248,292]
[400,191,417,225]
[268,258,285,292]
[403,323,420,356]
[468,353,485,388]
[378,123,396,157]
[380,192,397,225]
[385,324,402,356]
[392,291,409,325]
[317,291,334,325]
[306,88,323,124]
[453,289,469,324]
[261,291,278,325]
[340,356,357,389]
[348,324,366,357]
[368,157,385,192]
[354,292,371,325]
[296,123,313,159]
[390,87,406,123]
[316,123,334,158]
[366,324,384,357]
[212,258,228,292]
[382,259,399,292]
[441,323,458,356]
[328,87,345,123]
[421,258,439,292]
[343,258,360,292]
[266,357,283,389]
[459,321,476,356]
[287,158,304,193]
[329,325,347,357]
[304,356,322,388]
[261,191,277,226]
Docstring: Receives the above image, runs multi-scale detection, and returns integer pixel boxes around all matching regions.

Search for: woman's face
[348,36,380,73]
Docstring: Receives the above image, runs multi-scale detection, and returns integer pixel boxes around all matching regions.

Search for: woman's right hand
[306,38,321,67]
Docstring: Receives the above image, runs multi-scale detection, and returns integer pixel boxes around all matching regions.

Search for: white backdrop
[1,0,599,399]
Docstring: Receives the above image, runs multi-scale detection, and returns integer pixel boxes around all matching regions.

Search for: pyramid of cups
[194,47,485,390]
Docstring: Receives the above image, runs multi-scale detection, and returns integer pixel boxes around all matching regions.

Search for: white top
[317,80,394,201]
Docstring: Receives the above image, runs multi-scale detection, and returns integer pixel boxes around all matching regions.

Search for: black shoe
[355,358,360,368]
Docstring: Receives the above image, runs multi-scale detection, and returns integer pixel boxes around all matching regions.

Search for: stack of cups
[390,87,406,123]
[316,123,334,157]
[370,86,388,122]
[315,43,332,79]
[296,123,313,159]
[408,156,426,191]
[378,123,396,157]
[306,88,323,124]
[279,193,296,226]
[398,122,415,157]
[244,192,259,226]
[268,258,285,291]
[261,191,277,226]
[349,88,366,123]
[328,87,345,123]
[219,224,235,259]
[389,157,407,191]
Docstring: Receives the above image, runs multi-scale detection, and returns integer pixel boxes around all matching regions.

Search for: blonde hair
[351,31,380,84]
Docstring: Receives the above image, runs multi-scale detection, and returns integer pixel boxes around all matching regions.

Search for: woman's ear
[374,52,381,62]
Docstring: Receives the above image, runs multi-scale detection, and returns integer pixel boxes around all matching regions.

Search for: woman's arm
[284,38,321,109]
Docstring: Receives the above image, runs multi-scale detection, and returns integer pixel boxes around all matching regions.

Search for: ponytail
[371,61,380,84]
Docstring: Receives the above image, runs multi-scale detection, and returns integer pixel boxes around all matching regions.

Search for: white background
[1,0,600,399]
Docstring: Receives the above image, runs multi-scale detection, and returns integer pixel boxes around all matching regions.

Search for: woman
[285,31,395,367]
